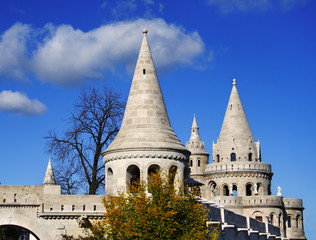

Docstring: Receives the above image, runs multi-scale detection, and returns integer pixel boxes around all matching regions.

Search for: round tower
[102,30,190,195]
[207,79,272,198]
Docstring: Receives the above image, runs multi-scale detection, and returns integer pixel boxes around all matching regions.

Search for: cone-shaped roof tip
[43,157,56,185]
[218,79,256,147]
[104,30,188,154]
[192,114,198,128]
[186,114,208,154]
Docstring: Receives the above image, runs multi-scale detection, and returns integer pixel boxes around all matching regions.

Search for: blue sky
[0,0,315,238]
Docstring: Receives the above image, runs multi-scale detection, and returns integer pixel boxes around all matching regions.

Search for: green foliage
[65,172,221,240]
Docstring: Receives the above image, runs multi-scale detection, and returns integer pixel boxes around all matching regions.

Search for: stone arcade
[0,30,306,239]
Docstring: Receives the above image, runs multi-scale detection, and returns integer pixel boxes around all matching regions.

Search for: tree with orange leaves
[64,171,220,240]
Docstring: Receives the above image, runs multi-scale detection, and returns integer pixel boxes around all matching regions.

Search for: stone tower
[186,114,209,184]
[210,79,272,199]
[187,79,306,239]
[103,30,190,195]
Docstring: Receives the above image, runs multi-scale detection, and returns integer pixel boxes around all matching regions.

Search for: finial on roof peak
[142,29,148,34]
[233,79,237,86]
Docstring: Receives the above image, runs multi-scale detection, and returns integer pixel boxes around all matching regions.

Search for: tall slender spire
[186,114,207,154]
[214,79,260,162]
[43,157,56,185]
[104,30,187,154]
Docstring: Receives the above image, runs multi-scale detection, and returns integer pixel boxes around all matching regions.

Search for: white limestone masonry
[0,31,306,240]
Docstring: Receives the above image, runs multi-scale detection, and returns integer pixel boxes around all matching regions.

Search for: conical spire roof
[190,114,201,142]
[104,30,187,154]
[218,79,255,142]
[215,79,259,162]
[186,114,208,154]
[43,157,56,185]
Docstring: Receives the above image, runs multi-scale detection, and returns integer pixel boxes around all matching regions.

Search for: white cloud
[207,0,305,13]
[0,23,31,81]
[0,19,205,86]
[0,90,47,115]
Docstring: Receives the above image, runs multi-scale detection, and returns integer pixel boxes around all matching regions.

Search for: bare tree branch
[45,87,124,194]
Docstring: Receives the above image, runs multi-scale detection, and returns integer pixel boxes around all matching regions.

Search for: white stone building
[187,80,306,240]
[0,30,306,240]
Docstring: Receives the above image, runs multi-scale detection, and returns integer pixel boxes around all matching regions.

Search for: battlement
[205,162,271,173]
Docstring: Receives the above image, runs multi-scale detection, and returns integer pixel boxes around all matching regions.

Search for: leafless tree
[45,87,124,194]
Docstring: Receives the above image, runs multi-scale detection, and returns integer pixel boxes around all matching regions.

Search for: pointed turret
[103,30,189,195]
[43,157,56,185]
[186,114,209,177]
[186,114,207,155]
[104,29,187,154]
[213,79,260,163]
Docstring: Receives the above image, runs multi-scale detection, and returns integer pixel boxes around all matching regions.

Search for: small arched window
[190,160,193,167]
[232,185,238,196]
[268,184,271,195]
[143,69,146,74]
[223,185,229,196]
[296,215,301,228]
[169,165,177,186]
[216,154,220,162]
[231,153,236,162]
[287,216,291,228]
[197,159,201,167]
[246,183,252,196]
[126,165,140,189]
[248,153,252,161]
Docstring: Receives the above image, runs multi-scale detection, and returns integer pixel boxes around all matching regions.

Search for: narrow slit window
[143,69,146,74]
[231,153,236,162]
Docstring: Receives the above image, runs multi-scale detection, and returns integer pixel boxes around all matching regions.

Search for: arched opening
[126,165,140,188]
[269,213,275,225]
[0,225,40,240]
[231,153,236,162]
[287,215,291,228]
[209,181,217,197]
[107,167,113,194]
[268,184,271,195]
[197,159,201,167]
[232,184,238,196]
[296,215,301,229]
[148,164,160,178]
[246,183,253,196]
[257,183,264,195]
[216,154,220,163]
[252,211,263,222]
[248,153,252,161]
[169,165,177,185]
[190,159,193,167]
[279,213,282,227]
[223,185,229,196]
